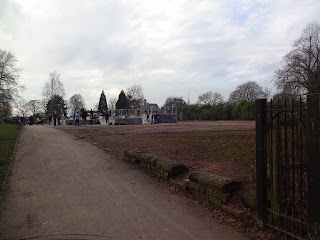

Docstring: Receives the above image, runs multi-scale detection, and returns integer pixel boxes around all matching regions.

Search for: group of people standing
[74,109,110,126]
[146,112,160,124]
[48,112,62,126]
[74,108,94,126]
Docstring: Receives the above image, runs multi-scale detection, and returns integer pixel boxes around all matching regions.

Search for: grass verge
[0,124,19,191]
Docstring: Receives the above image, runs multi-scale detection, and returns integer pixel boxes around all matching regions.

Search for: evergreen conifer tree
[98,90,108,113]
[116,90,128,109]
[46,95,66,115]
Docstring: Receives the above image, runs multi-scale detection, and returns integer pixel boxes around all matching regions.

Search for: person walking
[53,112,57,126]
[105,111,109,125]
[29,116,34,125]
[154,113,158,124]
[75,111,80,126]
[90,109,94,125]
[48,114,52,125]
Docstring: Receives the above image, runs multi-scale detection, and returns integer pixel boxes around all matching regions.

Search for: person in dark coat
[105,111,110,125]
[29,116,34,125]
[48,114,52,125]
[154,113,158,124]
[53,112,57,126]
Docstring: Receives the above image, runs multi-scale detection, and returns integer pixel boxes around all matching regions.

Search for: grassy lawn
[0,124,19,191]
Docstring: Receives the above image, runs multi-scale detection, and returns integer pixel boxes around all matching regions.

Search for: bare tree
[27,100,43,116]
[126,84,144,109]
[69,94,85,115]
[15,98,30,117]
[0,49,23,101]
[0,49,23,119]
[275,21,320,94]
[108,97,117,110]
[0,101,12,120]
[42,71,65,102]
[42,71,65,115]
[229,81,269,104]
[197,91,224,105]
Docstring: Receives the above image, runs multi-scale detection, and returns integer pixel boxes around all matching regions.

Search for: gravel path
[0,125,246,240]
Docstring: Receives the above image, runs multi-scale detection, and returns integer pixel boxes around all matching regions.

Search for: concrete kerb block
[205,187,214,197]
[169,178,186,191]
[221,205,247,219]
[181,179,190,191]
[188,172,241,193]
[124,150,187,179]
[213,191,231,203]
[196,185,206,194]
[188,181,198,190]
[187,171,247,217]
[130,158,139,164]
[156,158,186,176]
[123,150,141,164]
[188,188,195,194]
[150,157,157,166]
[135,153,153,164]
[209,196,222,208]
[195,191,208,201]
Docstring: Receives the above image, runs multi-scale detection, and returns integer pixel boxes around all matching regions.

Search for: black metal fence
[256,94,320,239]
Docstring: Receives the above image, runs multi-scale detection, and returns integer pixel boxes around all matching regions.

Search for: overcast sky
[1,0,319,109]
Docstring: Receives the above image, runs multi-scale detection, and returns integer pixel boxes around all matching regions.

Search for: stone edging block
[124,150,186,179]
[123,150,248,221]
[188,172,241,193]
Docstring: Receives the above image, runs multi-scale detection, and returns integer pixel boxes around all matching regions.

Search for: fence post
[256,99,267,228]
[307,94,320,238]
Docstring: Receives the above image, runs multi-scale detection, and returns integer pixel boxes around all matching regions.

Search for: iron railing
[256,94,320,239]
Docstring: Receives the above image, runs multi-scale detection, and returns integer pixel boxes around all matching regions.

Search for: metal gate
[256,94,320,239]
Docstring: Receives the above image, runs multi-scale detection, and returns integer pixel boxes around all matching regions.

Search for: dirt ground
[0,125,247,240]
[60,121,277,239]
[61,121,256,196]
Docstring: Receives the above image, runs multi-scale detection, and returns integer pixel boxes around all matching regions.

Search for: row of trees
[114,84,145,110]
[13,71,86,118]
[163,81,269,121]
[1,22,319,121]
[95,84,146,112]
[179,101,256,121]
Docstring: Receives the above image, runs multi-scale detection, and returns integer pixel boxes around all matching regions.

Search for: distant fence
[110,108,178,125]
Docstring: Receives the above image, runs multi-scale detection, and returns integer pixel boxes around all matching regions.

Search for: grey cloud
[2,0,320,109]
